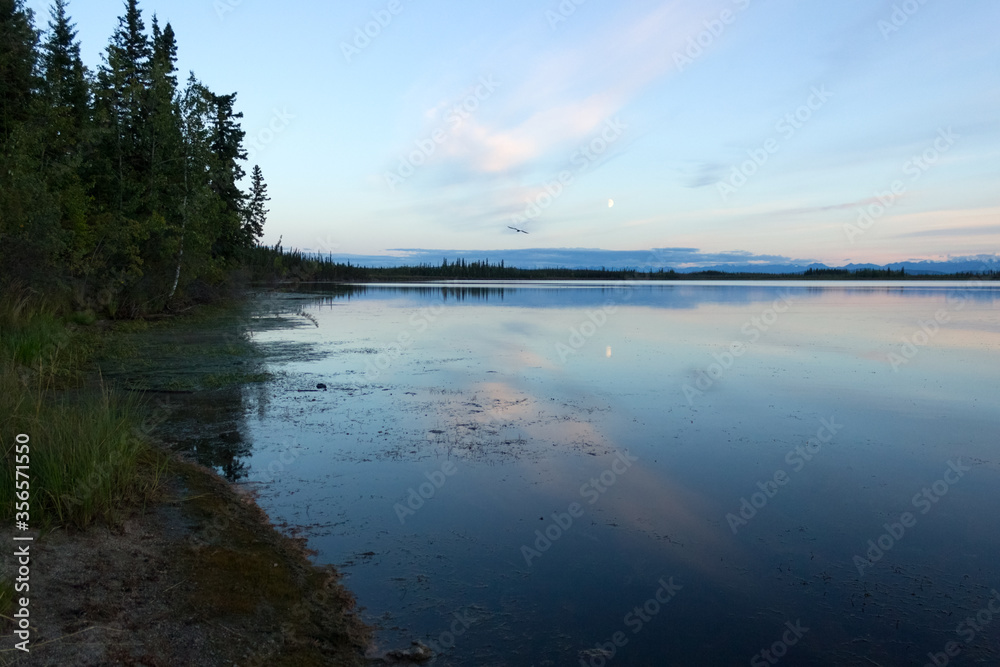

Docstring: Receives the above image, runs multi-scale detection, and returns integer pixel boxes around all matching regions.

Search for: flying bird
[508,225,529,234]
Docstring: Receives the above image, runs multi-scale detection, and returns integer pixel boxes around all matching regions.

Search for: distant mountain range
[297,247,999,275]
[675,259,1000,275]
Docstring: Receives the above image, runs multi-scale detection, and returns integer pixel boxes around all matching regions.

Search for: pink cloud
[440,1,733,174]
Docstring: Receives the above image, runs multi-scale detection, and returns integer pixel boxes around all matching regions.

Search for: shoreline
[255,273,998,285]
[0,296,438,666]
[2,447,374,666]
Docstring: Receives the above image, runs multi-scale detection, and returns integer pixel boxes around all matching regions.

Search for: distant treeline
[250,245,999,283]
[0,0,268,316]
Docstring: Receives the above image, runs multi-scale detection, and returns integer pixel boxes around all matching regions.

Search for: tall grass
[0,291,66,364]
[0,289,165,529]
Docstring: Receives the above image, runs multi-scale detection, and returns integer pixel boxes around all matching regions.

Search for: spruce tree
[95,0,152,215]
[41,0,88,130]
[40,0,91,275]
[89,0,154,312]
[207,91,247,259]
[0,1,63,289]
[148,14,181,199]
[243,164,269,247]
[0,0,40,145]
[136,14,186,305]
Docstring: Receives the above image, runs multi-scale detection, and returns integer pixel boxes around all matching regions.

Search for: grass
[0,289,166,530]
[0,293,69,366]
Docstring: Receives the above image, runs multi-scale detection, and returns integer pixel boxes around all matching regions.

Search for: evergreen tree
[0,0,39,145]
[0,1,63,289]
[41,0,88,129]
[88,0,154,312]
[95,0,151,216]
[131,14,186,306]
[207,91,247,259]
[40,0,91,274]
[243,165,269,247]
[148,14,181,211]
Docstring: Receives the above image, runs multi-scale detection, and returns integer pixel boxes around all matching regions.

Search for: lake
[161,281,1000,666]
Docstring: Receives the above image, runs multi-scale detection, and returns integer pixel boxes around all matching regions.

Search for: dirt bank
[1,452,372,666]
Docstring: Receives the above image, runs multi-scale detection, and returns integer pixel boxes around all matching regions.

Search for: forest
[0,0,269,317]
[250,245,998,284]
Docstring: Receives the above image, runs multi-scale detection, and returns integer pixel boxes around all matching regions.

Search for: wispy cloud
[683,162,729,188]
[769,197,886,217]
[420,2,724,178]
[894,224,1000,238]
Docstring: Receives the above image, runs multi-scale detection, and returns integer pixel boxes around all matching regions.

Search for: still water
[174,281,1000,665]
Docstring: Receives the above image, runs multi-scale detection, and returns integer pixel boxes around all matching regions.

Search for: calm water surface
[170,282,1000,665]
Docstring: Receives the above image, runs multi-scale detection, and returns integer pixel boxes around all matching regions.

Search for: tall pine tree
[41,0,88,131]
[0,0,39,145]
[243,165,269,247]
[129,14,186,307]
[147,14,181,215]
[41,0,91,275]
[95,0,151,213]
[208,91,247,259]
[0,0,63,289]
[89,0,154,311]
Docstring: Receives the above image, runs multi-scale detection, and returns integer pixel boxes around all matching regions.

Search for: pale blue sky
[31,0,1000,266]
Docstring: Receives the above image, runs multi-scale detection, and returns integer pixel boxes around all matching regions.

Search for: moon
[608,199,614,208]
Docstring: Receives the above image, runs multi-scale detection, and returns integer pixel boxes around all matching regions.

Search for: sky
[26,0,1000,268]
